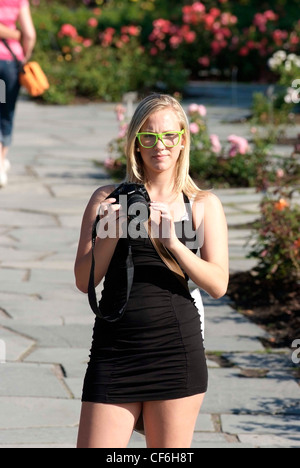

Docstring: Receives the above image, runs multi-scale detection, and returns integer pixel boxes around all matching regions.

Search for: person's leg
[0,144,9,168]
[77,401,142,448]
[0,142,8,187]
[143,393,205,448]
[0,60,21,177]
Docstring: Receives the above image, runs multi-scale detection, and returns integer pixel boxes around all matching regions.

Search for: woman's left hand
[150,202,180,251]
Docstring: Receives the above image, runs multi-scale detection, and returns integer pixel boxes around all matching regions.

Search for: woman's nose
[155,137,165,149]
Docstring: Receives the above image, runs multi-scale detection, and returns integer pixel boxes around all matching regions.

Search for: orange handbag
[1,39,49,97]
[19,61,50,97]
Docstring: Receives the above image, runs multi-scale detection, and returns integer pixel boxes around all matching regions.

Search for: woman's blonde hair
[126,93,202,199]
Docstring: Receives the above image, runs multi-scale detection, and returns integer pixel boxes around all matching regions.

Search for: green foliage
[248,194,300,283]
[31,0,300,104]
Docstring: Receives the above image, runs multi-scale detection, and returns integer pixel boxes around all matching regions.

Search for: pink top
[0,0,29,61]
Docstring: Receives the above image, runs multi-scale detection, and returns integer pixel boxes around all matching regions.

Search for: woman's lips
[153,154,167,159]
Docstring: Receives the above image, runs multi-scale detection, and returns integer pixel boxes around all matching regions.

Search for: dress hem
[81,386,208,405]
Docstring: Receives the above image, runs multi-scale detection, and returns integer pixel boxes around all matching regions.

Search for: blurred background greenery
[30,0,300,104]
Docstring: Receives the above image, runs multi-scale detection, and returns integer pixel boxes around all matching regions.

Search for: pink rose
[198,56,210,67]
[83,39,93,48]
[58,24,78,39]
[188,103,200,114]
[104,157,116,170]
[276,168,285,178]
[228,135,250,156]
[115,104,126,122]
[193,2,205,13]
[118,123,128,139]
[188,104,207,117]
[210,134,222,154]
[190,123,200,134]
[88,18,98,28]
[127,25,140,36]
[198,105,207,117]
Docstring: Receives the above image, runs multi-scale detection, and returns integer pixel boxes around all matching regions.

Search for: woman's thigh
[77,401,142,448]
[143,393,205,448]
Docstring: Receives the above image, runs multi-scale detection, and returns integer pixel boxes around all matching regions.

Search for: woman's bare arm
[0,24,21,41]
[168,193,229,299]
[74,185,120,294]
[18,4,36,62]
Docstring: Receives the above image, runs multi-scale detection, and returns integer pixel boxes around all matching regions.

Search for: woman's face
[137,108,184,177]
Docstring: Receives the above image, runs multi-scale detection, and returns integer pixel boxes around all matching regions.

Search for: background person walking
[0,0,36,188]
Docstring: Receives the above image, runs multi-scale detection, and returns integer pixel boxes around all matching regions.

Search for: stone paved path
[0,97,299,448]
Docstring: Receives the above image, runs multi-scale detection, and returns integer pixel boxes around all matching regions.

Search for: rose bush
[248,189,300,284]
[31,0,300,104]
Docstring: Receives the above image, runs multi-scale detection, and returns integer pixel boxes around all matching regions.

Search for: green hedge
[31,0,300,104]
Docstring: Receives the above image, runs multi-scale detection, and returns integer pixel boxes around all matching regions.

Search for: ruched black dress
[82,195,208,403]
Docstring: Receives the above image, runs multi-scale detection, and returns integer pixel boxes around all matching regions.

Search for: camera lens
[127,193,150,224]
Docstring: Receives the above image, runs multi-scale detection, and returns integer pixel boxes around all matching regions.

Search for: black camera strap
[88,215,134,322]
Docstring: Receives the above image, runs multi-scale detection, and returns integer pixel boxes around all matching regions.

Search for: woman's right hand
[75,186,123,293]
[96,198,127,240]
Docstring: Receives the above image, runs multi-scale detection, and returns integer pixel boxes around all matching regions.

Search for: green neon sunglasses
[136,130,185,149]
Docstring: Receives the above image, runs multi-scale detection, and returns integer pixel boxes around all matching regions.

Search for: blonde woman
[75,94,228,448]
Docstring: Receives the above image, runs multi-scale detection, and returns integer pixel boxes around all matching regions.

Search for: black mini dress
[82,195,208,403]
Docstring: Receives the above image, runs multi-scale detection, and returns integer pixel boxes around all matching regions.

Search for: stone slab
[11,227,79,250]
[223,353,295,371]
[221,414,300,436]
[0,397,79,429]
[0,268,28,283]
[205,336,265,353]
[194,414,215,432]
[0,427,78,446]
[238,434,300,448]
[226,214,259,227]
[24,347,89,379]
[0,194,86,216]
[64,377,84,400]
[205,308,267,338]
[1,298,91,325]
[29,268,74,284]
[0,210,57,228]
[0,326,35,362]
[8,324,93,349]
[229,259,258,273]
[202,368,300,415]
[0,443,75,448]
[0,362,70,398]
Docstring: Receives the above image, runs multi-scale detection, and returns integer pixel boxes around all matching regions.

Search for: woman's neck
[145,169,178,200]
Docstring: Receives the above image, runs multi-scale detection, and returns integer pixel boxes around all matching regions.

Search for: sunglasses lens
[162,132,180,147]
[139,134,157,148]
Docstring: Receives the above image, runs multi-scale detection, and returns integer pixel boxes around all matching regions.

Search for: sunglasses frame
[136,129,185,149]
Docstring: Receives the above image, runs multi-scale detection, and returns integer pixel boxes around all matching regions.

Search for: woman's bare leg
[143,393,205,448]
[77,401,142,448]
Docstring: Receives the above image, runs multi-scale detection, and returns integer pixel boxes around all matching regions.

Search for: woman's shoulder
[192,190,225,217]
[192,189,220,204]
[90,184,118,202]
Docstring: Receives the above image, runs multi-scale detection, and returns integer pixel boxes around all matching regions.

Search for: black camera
[107,183,151,225]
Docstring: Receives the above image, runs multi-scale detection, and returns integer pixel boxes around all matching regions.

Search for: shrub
[251,51,300,126]
[31,1,300,104]
[31,1,151,103]
[248,193,300,284]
